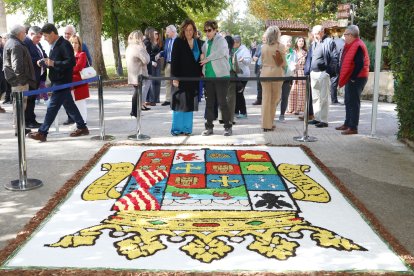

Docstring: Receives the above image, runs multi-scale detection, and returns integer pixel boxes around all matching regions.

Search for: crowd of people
[0,19,370,141]
[125,19,369,136]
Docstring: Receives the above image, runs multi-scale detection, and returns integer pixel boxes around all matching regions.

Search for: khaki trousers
[164,63,172,102]
[310,71,330,123]
[261,81,282,129]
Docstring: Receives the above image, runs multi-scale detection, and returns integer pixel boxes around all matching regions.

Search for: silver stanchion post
[5,91,43,191]
[91,75,115,141]
[294,76,317,142]
[128,75,150,140]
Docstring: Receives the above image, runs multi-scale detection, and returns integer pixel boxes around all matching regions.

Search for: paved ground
[1,80,413,261]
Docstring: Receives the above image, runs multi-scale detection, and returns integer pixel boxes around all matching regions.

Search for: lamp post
[370,0,385,138]
[47,0,54,23]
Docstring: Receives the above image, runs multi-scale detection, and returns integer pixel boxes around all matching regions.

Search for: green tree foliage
[319,0,380,41]
[248,0,330,25]
[389,0,414,140]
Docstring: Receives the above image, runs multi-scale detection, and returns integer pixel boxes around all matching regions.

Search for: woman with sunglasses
[170,19,203,136]
[200,20,232,136]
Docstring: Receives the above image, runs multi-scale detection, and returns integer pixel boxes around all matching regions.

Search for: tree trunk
[79,0,108,79]
[0,0,8,34]
[110,0,123,76]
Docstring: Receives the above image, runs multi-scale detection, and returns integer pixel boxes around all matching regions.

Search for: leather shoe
[335,125,348,130]
[308,119,320,125]
[161,101,170,106]
[315,122,328,128]
[70,127,89,137]
[252,100,261,105]
[26,121,42,128]
[63,118,75,125]
[15,128,32,136]
[27,131,46,142]
[299,115,314,121]
[341,128,358,135]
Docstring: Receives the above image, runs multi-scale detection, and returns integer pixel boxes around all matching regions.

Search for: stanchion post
[91,75,115,141]
[293,76,317,142]
[128,74,150,140]
[5,91,43,191]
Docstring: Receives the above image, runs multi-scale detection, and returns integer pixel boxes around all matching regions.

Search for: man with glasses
[336,25,370,135]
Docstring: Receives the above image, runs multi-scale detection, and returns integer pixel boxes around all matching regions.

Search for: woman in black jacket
[170,19,202,136]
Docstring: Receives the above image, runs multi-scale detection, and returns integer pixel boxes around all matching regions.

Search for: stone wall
[361,71,394,103]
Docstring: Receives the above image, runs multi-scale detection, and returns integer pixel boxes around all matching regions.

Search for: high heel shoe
[141,106,151,111]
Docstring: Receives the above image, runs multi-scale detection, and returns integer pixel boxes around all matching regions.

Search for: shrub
[389,0,414,140]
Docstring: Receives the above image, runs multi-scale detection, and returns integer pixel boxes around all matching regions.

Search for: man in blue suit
[158,25,177,106]
[24,26,47,128]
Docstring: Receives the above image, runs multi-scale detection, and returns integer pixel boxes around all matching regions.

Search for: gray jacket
[201,33,230,77]
[3,35,36,88]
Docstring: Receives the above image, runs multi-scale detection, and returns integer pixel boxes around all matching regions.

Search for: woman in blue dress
[170,19,202,135]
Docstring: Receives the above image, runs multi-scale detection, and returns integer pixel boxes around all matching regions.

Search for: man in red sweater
[336,25,370,135]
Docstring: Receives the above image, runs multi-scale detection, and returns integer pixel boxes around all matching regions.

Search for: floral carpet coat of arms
[2,146,411,273]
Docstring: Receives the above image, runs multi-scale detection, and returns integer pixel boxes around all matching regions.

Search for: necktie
[167,39,172,62]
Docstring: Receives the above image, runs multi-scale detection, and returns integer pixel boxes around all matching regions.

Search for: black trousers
[25,95,37,123]
[344,78,368,130]
[204,80,231,129]
[330,75,339,102]
[235,81,247,115]
[280,80,292,116]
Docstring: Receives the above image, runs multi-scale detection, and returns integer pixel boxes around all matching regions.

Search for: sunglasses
[204,28,214,33]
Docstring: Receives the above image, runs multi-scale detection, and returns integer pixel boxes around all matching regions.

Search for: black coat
[48,36,75,85]
[171,37,202,111]
[24,37,47,84]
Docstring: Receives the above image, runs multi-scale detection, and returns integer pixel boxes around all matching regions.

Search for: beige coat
[260,42,286,130]
[126,43,150,85]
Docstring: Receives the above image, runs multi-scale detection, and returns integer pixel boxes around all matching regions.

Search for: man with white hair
[3,24,37,135]
[336,25,370,135]
[24,26,47,128]
[159,25,177,106]
[62,24,92,125]
[309,25,338,128]
[64,25,92,65]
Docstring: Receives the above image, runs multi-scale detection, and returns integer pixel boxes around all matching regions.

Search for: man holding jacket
[309,25,338,128]
[28,23,89,142]
[3,24,36,135]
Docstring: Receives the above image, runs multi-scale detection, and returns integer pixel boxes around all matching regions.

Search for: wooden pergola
[265,19,347,38]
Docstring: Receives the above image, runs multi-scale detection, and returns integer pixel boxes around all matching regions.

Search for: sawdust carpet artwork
[1,144,413,274]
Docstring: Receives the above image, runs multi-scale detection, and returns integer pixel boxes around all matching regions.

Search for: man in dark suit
[158,25,177,106]
[24,26,47,128]
[28,23,89,142]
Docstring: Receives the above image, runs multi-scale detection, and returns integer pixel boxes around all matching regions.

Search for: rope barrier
[6,76,110,192]
[129,74,316,142]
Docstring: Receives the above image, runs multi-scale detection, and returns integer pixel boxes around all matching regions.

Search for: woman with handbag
[170,19,202,136]
[69,34,90,122]
[260,26,286,131]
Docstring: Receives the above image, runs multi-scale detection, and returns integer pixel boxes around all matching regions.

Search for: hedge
[389,1,414,140]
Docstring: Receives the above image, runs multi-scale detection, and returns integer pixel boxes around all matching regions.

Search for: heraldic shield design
[46,148,366,263]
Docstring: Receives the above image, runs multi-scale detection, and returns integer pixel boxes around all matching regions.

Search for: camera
[39,59,47,67]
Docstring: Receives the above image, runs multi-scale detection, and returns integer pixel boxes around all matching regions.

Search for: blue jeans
[344,78,368,130]
[39,87,86,135]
